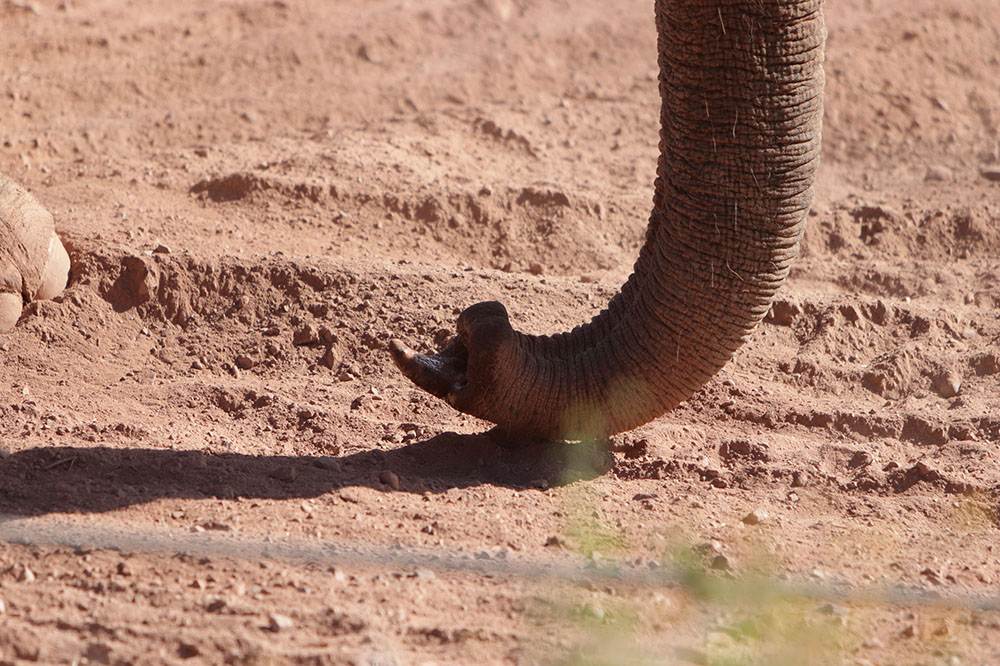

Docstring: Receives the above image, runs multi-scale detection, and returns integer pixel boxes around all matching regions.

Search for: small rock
[530,478,548,490]
[981,165,1000,182]
[267,612,295,633]
[934,370,961,398]
[581,603,605,621]
[235,355,255,370]
[357,43,381,64]
[924,165,953,182]
[84,643,112,664]
[544,535,565,548]
[378,470,400,490]
[206,598,227,613]
[900,624,917,639]
[849,451,874,468]
[293,324,319,346]
[921,567,943,585]
[413,568,436,581]
[839,303,861,323]
[694,541,722,557]
[17,565,36,583]
[153,243,171,254]
[742,509,767,525]
[178,642,200,659]
[321,345,338,369]
[816,603,849,617]
[0,446,10,459]
[528,262,544,276]
[710,555,730,571]
[768,299,800,326]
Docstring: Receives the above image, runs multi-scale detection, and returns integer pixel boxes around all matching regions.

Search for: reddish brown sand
[2,0,999,664]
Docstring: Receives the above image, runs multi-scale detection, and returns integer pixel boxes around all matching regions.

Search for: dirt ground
[1,0,999,663]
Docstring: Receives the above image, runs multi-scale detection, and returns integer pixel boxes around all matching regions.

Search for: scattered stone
[18,564,36,583]
[378,470,400,490]
[199,520,232,532]
[83,643,112,664]
[972,352,1000,376]
[869,300,889,325]
[921,567,943,585]
[924,165,953,182]
[293,324,319,346]
[767,299,800,326]
[934,369,961,398]
[267,612,295,632]
[235,355,255,370]
[356,43,381,64]
[321,345,338,369]
[206,598,227,613]
[849,451,874,468]
[980,165,1000,182]
[544,535,565,548]
[710,555,730,571]
[581,603,605,622]
[613,437,649,459]
[839,303,861,323]
[817,603,849,618]
[742,509,768,525]
[178,642,200,659]
[694,541,722,556]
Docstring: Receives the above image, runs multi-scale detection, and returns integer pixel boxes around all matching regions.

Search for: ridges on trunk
[390,0,825,442]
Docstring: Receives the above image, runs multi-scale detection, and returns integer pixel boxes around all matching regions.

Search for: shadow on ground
[0,433,613,516]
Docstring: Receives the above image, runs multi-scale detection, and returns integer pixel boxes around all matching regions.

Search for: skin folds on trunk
[390,0,825,442]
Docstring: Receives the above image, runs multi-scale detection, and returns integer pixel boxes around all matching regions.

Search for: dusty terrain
[2,0,999,663]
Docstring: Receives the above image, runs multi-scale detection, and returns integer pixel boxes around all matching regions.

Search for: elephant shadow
[0,432,612,517]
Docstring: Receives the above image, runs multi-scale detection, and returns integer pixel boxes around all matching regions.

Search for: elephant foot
[34,231,70,301]
[0,292,22,333]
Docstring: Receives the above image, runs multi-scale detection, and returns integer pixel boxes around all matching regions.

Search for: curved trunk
[391,0,825,441]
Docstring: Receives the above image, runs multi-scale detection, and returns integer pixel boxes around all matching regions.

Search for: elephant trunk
[391,0,825,441]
